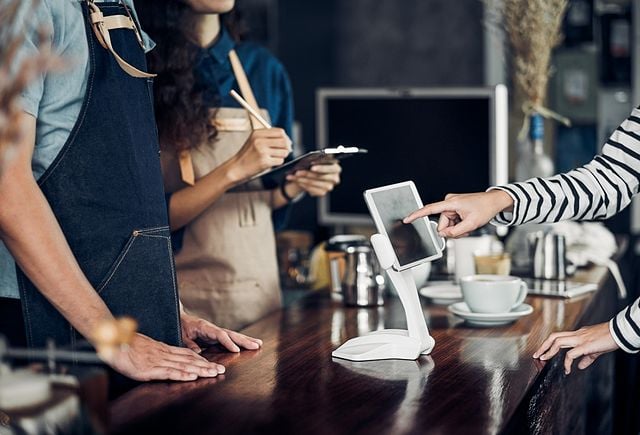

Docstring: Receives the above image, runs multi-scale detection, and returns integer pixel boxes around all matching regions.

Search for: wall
[272,0,486,231]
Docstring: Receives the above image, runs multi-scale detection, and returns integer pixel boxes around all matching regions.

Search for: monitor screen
[317,88,507,225]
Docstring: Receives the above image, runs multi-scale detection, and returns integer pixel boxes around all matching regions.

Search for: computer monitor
[316,86,508,226]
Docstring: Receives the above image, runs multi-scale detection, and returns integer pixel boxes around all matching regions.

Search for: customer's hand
[180,311,263,354]
[533,322,620,375]
[403,190,514,238]
[104,333,225,382]
[228,128,291,182]
[286,162,341,197]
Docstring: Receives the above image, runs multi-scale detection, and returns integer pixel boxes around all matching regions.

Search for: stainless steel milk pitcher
[529,231,567,280]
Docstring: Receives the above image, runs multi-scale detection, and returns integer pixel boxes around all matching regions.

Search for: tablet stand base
[332,234,436,361]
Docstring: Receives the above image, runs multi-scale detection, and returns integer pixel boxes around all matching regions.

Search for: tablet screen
[368,186,439,267]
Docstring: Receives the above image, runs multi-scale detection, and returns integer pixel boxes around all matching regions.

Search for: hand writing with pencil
[227,128,291,183]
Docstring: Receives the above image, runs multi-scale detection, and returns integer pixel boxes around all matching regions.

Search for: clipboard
[232,146,367,190]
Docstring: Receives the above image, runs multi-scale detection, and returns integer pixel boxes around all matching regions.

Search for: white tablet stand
[332,233,437,361]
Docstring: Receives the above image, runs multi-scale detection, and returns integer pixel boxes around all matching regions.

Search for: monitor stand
[331,234,436,361]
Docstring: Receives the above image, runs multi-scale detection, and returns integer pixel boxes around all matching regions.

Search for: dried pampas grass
[485,0,568,107]
[0,0,60,169]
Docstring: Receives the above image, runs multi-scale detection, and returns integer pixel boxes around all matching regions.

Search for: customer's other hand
[533,322,620,375]
[286,162,341,197]
[180,311,263,354]
[105,333,225,382]
[403,190,514,238]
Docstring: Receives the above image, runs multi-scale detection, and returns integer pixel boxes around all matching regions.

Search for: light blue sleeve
[125,0,155,52]
[13,0,53,117]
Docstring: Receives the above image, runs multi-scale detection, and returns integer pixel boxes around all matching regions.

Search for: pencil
[229,89,293,151]
[229,89,272,129]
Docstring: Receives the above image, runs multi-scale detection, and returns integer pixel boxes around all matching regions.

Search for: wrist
[220,157,244,186]
[490,189,514,213]
[281,181,305,202]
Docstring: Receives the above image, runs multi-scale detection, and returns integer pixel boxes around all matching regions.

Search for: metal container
[529,232,566,280]
[342,245,385,307]
[325,235,368,301]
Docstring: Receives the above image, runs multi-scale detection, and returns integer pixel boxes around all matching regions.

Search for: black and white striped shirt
[490,107,640,354]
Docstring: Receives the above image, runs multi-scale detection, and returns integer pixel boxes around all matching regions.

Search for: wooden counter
[109,264,621,435]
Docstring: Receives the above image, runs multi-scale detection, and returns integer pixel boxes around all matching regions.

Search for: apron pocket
[96,226,181,346]
[179,278,280,331]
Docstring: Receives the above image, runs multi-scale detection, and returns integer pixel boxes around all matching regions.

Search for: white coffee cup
[459,274,527,314]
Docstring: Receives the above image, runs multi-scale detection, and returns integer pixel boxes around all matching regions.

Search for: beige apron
[162,50,282,330]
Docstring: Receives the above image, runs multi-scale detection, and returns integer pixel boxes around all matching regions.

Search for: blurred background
[237,0,636,235]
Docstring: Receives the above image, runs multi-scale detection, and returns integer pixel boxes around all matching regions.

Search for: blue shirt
[195,28,294,140]
[0,0,153,299]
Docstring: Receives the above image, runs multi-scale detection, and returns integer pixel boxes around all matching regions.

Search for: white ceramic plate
[419,281,462,305]
[448,302,534,327]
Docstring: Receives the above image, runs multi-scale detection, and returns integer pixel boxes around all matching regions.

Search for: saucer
[419,281,462,305]
[448,302,533,327]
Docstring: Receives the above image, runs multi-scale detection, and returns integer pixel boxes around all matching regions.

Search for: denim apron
[161,51,281,331]
[16,1,181,349]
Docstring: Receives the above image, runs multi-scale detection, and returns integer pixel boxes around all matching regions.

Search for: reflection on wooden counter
[110,265,619,435]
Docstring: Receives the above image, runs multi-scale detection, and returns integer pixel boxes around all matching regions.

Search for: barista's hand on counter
[227,128,291,182]
[533,322,619,375]
[403,190,514,238]
[180,311,263,354]
[106,333,225,382]
[285,163,341,197]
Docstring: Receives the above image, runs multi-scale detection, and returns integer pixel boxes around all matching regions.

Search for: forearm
[490,165,629,226]
[492,108,640,226]
[0,177,113,341]
[168,159,238,230]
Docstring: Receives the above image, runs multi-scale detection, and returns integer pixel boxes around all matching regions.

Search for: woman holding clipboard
[137,0,341,333]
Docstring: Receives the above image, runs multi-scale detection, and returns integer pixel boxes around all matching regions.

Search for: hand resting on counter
[180,311,263,354]
[533,323,620,375]
[101,312,262,382]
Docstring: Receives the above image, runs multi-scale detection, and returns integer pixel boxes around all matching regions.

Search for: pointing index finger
[403,201,450,224]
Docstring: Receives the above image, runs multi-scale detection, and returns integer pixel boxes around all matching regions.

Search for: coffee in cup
[474,252,511,275]
[459,274,527,314]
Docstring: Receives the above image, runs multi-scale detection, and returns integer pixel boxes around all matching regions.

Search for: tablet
[364,181,445,271]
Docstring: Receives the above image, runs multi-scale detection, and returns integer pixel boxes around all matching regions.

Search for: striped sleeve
[610,297,640,353]
[490,107,640,226]
[489,108,640,352]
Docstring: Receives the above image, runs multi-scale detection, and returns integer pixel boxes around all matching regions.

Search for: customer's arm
[488,109,640,226]
[405,107,640,237]
[0,113,225,381]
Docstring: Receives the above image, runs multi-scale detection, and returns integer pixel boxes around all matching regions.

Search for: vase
[515,112,555,181]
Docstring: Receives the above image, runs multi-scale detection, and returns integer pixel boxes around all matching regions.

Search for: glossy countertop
[109,264,618,435]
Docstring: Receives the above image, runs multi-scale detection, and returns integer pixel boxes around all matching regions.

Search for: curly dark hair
[136,2,244,153]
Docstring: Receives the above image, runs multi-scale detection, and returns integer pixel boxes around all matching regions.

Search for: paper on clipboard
[231,145,367,190]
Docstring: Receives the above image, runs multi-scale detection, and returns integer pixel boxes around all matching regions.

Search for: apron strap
[178,150,196,186]
[87,1,156,79]
[178,49,264,186]
[229,49,263,130]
